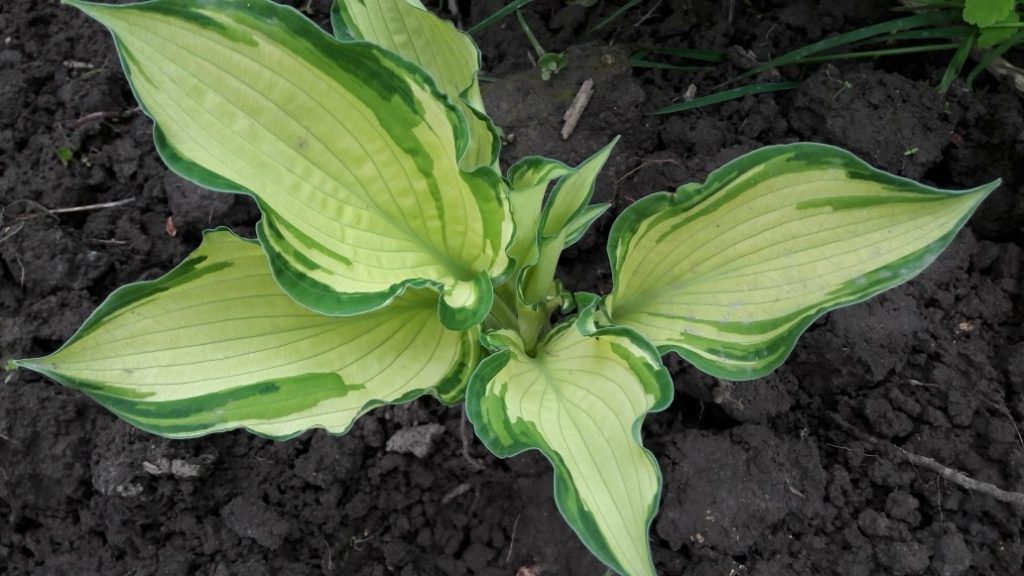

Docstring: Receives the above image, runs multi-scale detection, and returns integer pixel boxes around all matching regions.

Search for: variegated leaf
[467,322,672,576]
[68,0,507,330]
[13,230,478,439]
[605,143,997,380]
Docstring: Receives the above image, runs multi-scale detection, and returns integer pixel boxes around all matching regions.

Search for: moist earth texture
[1,1,1023,575]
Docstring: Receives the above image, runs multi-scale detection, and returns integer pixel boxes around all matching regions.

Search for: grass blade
[795,42,963,63]
[725,12,961,86]
[939,35,976,93]
[849,25,974,43]
[966,30,1024,86]
[630,47,726,71]
[468,0,534,35]
[590,0,645,32]
[634,47,727,62]
[652,82,800,115]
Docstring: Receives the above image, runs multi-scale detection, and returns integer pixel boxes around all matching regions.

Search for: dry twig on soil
[69,106,140,130]
[561,78,595,140]
[831,414,1024,508]
[3,197,136,223]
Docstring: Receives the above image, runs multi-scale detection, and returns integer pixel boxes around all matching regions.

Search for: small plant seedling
[55,146,74,166]
[516,8,568,80]
[12,1,998,574]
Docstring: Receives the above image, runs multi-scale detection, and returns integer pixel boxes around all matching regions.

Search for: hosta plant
[11,1,998,574]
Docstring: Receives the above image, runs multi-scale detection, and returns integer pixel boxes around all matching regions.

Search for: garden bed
[1,0,1022,574]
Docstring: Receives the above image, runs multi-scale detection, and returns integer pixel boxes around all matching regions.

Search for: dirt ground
[1,0,1022,575]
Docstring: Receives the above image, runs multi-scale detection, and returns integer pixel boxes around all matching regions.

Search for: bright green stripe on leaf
[15,230,478,439]
[467,323,672,576]
[94,373,364,437]
[68,0,505,330]
[330,0,499,171]
[606,143,997,380]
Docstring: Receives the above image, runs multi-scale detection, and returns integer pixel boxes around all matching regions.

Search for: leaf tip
[62,0,101,15]
[593,136,620,163]
[62,0,120,27]
[6,357,45,373]
[961,177,1002,209]
[978,178,1002,196]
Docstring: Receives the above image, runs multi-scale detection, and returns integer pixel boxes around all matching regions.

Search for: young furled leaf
[67,0,507,330]
[14,230,479,439]
[604,143,997,380]
[505,155,574,273]
[520,140,616,304]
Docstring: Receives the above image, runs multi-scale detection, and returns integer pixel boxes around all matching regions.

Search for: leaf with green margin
[963,0,1015,27]
[605,143,998,381]
[67,0,507,330]
[329,0,499,171]
[13,229,479,439]
[466,322,672,576]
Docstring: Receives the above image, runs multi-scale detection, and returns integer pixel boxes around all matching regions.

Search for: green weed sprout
[516,8,568,80]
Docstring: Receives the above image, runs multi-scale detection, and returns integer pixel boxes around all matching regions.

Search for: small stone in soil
[385,423,446,459]
[932,529,972,576]
[220,495,290,550]
[875,540,931,575]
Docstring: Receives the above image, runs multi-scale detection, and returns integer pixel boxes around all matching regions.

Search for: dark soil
[2,0,1023,575]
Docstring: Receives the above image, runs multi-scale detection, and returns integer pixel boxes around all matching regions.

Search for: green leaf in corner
[67,0,507,330]
[605,143,997,381]
[963,0,1015,28]
[466,322,672,576]
[977,9,1020,48]
[330,0,500,171]
[13,230,479,439]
